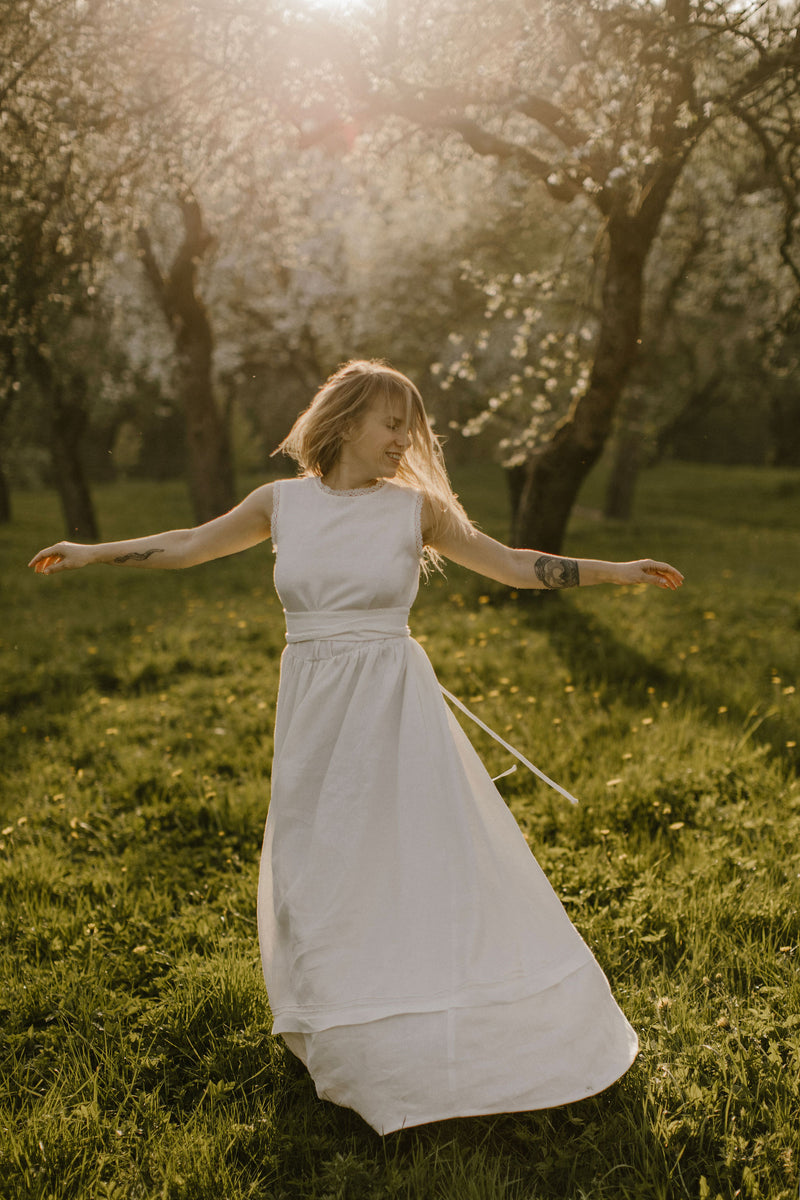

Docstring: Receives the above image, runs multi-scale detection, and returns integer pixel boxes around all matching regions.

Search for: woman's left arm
[427,507,683,592]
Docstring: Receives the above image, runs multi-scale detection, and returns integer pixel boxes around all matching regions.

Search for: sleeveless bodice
[272,477,423,617]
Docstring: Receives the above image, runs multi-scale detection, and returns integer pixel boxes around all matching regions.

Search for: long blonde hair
[274,359,474,552]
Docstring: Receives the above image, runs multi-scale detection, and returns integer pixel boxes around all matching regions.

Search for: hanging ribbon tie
[440,686,580,806]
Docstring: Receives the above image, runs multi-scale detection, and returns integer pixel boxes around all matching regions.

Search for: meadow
[1,460,799,1200]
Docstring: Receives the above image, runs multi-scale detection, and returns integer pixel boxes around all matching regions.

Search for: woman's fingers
[641,561,684,589]
[38,554,64,574]
[29,547,67,574]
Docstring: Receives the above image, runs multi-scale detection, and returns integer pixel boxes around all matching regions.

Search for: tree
[0,0,160,534]
[296,0,800,550]
[0,0,285,528]
[136,196,235,523]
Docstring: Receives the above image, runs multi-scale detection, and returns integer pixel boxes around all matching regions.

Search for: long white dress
[257,476,638,1134]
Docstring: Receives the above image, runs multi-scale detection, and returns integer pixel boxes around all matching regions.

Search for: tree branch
[135,225,170,323]
[733,104,800,294]
[513,94,585,149]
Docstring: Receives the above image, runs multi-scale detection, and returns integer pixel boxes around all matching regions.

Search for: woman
[30,360,683,1134]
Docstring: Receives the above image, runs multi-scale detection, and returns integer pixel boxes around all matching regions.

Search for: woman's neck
[321,462,379,492]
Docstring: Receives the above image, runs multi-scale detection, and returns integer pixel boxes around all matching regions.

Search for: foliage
[1,463,799,1198]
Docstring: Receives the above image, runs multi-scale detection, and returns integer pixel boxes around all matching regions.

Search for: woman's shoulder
[269,475,315,500]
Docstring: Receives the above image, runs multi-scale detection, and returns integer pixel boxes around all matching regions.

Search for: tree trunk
[50,377,100,540]
[604,389,645,520]
[0,459,11,523]
[0,389,14,522]
[27,348,99,539]
[137,195,235,525]
[512,220,647,552]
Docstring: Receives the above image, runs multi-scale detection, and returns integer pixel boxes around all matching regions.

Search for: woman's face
[342,394,412,481]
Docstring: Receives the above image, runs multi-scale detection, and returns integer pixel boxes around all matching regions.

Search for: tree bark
[50,376,100,540]
[512,219,647,552]
[0,458,11,523]
[604,388,645,521]
[137,195,235,525]
[27,348,99,539]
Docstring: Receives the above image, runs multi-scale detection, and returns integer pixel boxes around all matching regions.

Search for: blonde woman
[30,360,683,1134]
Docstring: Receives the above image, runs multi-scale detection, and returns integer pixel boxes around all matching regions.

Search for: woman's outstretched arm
[29,484,275,575]
[426,506,683,592]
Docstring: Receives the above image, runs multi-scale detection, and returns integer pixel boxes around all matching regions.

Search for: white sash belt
[284,607,411,643]
[283,607,578,805]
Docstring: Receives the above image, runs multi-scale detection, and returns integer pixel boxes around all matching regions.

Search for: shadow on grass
[519,592,796,774]
[261,1068,711,1200]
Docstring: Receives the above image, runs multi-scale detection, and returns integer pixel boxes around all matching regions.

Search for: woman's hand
[29,542,96,575]
[616,560,684,590]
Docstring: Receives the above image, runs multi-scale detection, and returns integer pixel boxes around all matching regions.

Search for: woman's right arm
[28,483,274,575]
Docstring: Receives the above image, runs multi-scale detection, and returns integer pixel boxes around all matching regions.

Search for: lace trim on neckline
[315,477,386,498]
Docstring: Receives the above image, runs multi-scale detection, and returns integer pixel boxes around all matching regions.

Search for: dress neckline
[315,477,386,498]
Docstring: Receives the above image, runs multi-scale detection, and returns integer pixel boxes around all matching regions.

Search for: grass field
[1,460,799,1200]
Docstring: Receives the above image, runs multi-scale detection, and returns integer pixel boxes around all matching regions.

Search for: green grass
[1,460,799,1199]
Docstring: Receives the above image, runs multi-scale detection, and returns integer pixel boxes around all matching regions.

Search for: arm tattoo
[113,548,165,564]
[534,554,580,589]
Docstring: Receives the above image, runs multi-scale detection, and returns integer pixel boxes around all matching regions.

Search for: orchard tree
[0,0,288,528]
[136,195,236,523]
[0,0,134,534]
[294,0,800,551]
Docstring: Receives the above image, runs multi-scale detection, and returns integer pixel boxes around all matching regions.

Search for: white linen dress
[257,475,638,1134]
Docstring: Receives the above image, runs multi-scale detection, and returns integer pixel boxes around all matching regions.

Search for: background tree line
[1,0,798,545]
